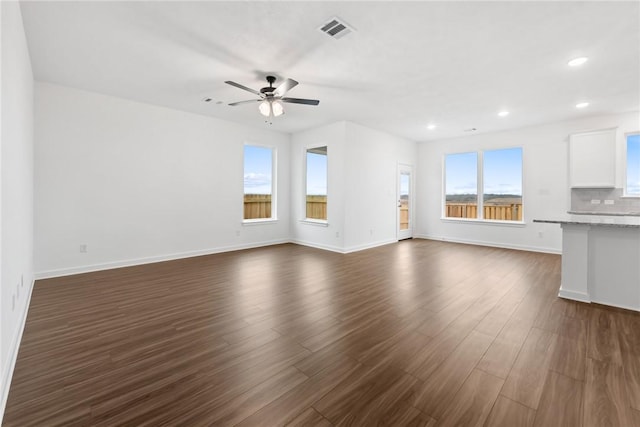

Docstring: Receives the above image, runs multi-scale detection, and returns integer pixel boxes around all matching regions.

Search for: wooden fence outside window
[244,194,272,220]
[244,195,328,221]
[445,203,523,221]
[399,199,409,230]
[245,197,520,222]
[305,195,327,220]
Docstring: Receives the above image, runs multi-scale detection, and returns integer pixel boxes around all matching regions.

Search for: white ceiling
[20,1,640,142]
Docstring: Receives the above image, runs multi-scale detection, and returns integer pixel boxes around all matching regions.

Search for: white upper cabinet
[569,128,616,188]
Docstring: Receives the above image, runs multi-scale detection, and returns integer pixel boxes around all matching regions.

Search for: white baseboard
[35,235,560,281]
[414,234,562,255]
[291,238,399,254]
[35,237,402,281]
[34,238,290,280]
[590,297,640,313]
[556,288,638,313]
[558,287,591,303]
[343,238,397,254]
[289,239,345,254]
[1,278,35,425]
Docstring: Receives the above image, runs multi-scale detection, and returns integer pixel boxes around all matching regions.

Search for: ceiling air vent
[319,17,355,39]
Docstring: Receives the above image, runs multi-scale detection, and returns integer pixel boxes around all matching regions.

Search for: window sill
[242,219,279,226]
[300,219,329,227]
[621,195,640,199]
[440,217,526,227]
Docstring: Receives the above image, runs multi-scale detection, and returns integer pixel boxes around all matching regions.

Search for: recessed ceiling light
[568,57,588,67]
[576,102,589,109]
[427,124,436,130]
[498,111,509,117]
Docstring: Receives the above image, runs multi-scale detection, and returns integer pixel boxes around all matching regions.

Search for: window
[444,147,523,222]
[243,145,275,221]
[626,133,640,196]
[306,146,328,221]
[483,148,523,221]
[445,152,478,219]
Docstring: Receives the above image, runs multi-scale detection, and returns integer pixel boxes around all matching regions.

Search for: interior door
[397,165,413,240]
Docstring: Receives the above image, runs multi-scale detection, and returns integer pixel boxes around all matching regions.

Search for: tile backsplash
[571,188,640,214]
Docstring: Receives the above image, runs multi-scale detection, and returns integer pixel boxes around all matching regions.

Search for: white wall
[34,84,420,272]
[1,1,35,419]
[290,121,346,252]
[416,111,640,253]
[34,82,291,277]
[343,122,416,252]
[290,120,417,253]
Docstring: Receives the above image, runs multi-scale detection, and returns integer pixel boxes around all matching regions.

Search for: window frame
[302,145,329,225]
[242,143,277,224]
[623,132,640,198]
[442,146,525,225]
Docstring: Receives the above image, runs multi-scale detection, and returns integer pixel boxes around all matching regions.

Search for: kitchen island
[534,215,640,312]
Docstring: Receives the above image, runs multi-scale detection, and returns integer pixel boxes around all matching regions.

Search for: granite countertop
[534,214,640,228]
[568,210,640,217]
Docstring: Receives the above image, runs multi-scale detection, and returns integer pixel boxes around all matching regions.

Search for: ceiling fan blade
[228,99,261,106]
[281,97,320,106]
[274,78,299,97]
[225,81,261,96]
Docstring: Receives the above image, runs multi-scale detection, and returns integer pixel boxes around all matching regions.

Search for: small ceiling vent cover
[319,17,355,39]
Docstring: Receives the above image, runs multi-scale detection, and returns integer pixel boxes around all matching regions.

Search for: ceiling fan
[225,75,320,120]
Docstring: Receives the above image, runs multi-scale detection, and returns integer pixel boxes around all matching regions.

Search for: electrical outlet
[604,200,614,205]
[335,231,340,238]
[12,295,15,311]
[538,231,543,238]
[235,230,240,237]
[79,244,87,253]
[21,274,24,287]
[370,229,374,236]
[591,199,601,205]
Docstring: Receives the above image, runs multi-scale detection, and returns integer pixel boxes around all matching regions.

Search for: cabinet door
[569,128,616,188]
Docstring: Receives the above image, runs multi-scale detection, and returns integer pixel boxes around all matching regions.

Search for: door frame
[397,163,414,240]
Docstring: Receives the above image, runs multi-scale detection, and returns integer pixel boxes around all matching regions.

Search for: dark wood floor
[4,240,640,426]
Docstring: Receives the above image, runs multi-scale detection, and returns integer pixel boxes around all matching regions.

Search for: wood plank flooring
[4,240,640,426]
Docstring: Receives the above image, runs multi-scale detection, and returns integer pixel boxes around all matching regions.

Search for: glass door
[398,165,413,240]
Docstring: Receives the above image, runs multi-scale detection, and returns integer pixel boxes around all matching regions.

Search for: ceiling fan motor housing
[261,76,277,95]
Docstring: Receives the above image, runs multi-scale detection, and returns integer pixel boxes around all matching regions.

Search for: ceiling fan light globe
[272,100,285,117]
[258,100,271,117]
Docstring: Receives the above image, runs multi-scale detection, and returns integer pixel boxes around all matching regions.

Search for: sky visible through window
[445,149,522,197]
[627,134,640,196]
[483,148,523,196]
[400,173,410,197]
[445,152,477,196]
[244,145,272,195]
[307,152,327,196]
